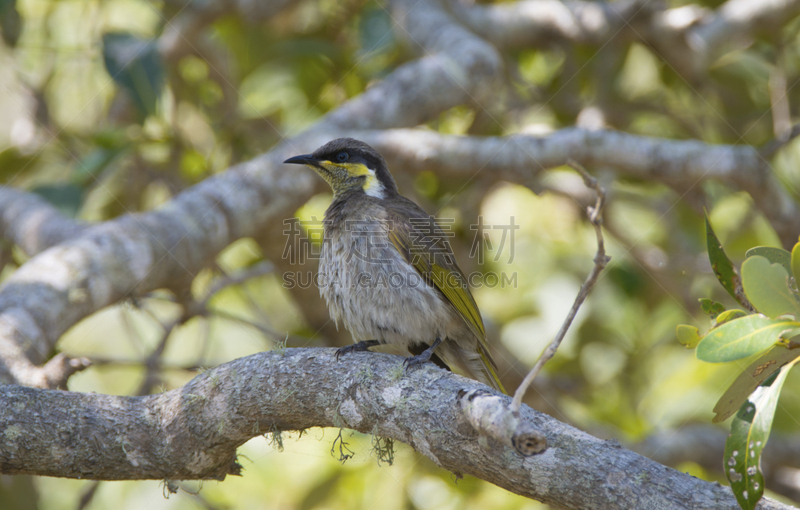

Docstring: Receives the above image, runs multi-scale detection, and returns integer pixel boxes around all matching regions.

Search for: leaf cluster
[677,214,800,509]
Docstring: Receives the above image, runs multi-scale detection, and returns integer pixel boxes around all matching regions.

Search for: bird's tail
[444,341,507,394]
[476,345,507,394]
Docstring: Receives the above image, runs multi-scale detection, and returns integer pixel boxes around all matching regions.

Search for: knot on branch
[457,389,546,457]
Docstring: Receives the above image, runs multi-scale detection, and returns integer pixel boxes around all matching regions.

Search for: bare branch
[685,0,800,70]
[459,389,546,456]
[761,123,800,159]
[350,128,800,248]
[322,0,501,130]
[198,261,274,309]
[510,160,609,413]
[0,187,85,257]
[446,0,654,49]
[449,0,800,78]
[0,348,793,509]
[3,120,799,386]
[0,0,504,388]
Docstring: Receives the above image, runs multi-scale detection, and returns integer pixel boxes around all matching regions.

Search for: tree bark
[0,348,792,510]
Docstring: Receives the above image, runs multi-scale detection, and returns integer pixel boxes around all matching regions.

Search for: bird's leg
[335,340,380,361]
[403,337,443,370]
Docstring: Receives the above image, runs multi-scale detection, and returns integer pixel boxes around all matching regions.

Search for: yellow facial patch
[318,161,385,198]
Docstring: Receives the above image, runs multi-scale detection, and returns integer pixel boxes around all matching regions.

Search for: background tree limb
[1,125,798,388]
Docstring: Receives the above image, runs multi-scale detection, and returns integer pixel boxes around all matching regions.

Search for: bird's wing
[385,204,483,338]
[385,201,504,392]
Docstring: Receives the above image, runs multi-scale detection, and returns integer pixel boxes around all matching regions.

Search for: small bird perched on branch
[284,138,505,393]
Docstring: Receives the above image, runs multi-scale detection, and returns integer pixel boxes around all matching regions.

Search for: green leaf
[0,147,39,183]
[73,147,124,185]
[0,0,21,47]
[102,32,164,119]
[741,256,800,318]
[699,298,726,318]
[31,184,84,218]
[714,309,747,327]
[358,6,394,55]
[791,242,800,290]
[745,247,792,276]
[778,328,800,340]
[696,314,799,362]
[713,345,800,423]
[705,212,746,307]
[676,325,701,349]
[724,358,800,509]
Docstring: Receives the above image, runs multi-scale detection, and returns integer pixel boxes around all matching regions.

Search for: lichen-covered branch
[0,0,502,388]
[0,348,792,509]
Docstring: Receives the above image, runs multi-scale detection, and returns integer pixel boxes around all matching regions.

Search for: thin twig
[199,261,274,308]
[127,262,276,394]
[212,262,279,333]
[176,482,222,510]
[207,307,305,345]
[510,159,610,413]
[84,356,206,372]
[760,123,800,159]
[139,261,274,309]
[76,480,101,510]
[193,316,212,369]
[135,316,182,396]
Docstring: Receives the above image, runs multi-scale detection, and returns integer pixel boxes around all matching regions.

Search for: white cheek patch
[363,167,386,199]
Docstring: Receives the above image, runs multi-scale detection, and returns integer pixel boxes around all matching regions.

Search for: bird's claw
[334,345,357,361]
[403,353,431,371]
[335,340,380,361]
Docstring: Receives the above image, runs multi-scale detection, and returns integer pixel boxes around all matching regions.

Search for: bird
[284,138,505,393]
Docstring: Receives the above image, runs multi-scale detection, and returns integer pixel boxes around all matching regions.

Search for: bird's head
[284,138,398,199]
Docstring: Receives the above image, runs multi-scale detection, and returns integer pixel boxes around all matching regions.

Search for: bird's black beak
[283,154,317,166]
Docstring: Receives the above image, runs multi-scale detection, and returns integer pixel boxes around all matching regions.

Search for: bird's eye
[336,152,349,162]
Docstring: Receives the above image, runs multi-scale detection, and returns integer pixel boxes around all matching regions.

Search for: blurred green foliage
[1,0,800,508]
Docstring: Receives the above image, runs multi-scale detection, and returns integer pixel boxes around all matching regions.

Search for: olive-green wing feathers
[385,212,482,337]
[385,202,505,392]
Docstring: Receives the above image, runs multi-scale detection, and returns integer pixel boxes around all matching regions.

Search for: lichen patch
[339,399,363,426]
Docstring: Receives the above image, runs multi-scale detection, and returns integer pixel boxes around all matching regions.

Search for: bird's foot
[403,352,432,370]
[335,340,380,361]
[403,337,443,371]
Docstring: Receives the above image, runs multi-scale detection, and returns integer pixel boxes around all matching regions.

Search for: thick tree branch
[0,0,502,388]
[446,0,654,49]
[7,0,795,390]
[635,424,800,479]
[2,124,799,386]
[449,0,800,78]
[321,0,501,130]
[0,348,792,509]
[352,128,799,247]
[0,187,85,257]
[684,0,800,70]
